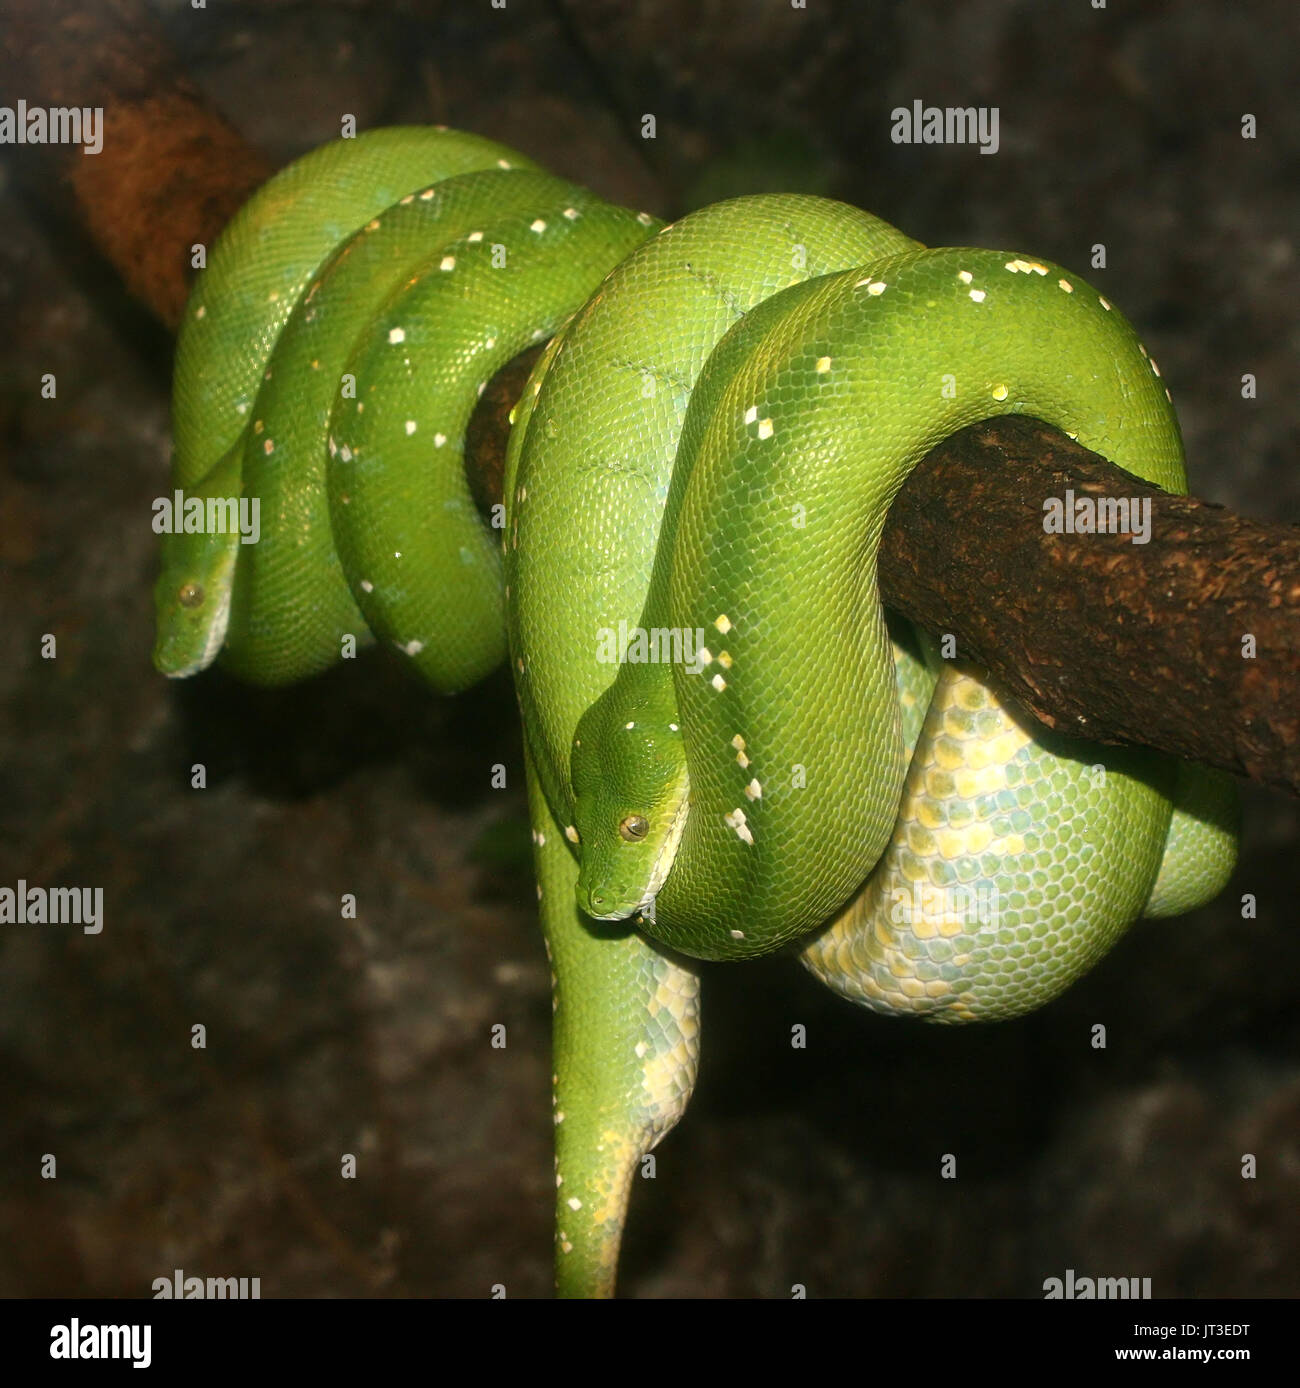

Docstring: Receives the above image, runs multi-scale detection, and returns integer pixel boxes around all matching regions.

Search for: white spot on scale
[263,439,274,455]
[565,825,580,844]
[743,405,758,425]
[1058,279,1073,293]
[714,614,733,634]
[339,445,353,463]
[625,721,635,730]
[388,327,406,344]
[991,384,1009,401]
[711,673,727,692]
[815,356,831,373]
[399,193,415,205]
[566,1197,583,1211]
[195,305,206,319]
[360,579,374,593]
[969,289,987,303]
[434,433,447,447]
[668,723,679,732]
[1098,296,1112,311]
[697,647,713,665]
[497,158,512,169]
[957,270,974,285]
[865,281,886,296]
[405,420,417,435]
[419,188,435,200]
[467,230,484,243]
[440,256,455,272]
[563,207,580,220]
[744,779,762,800]
[635,1041,648,1058]
[723,808,754,845]
[729,929,745,940]
[757,418,774,439]
[398,639,425,657]
[530,218,547,234]
[485,336,496,349]
[636,211,654,225]
[365,218,380,232]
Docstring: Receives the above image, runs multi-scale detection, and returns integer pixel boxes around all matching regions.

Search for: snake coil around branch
[154,126,1237,1296]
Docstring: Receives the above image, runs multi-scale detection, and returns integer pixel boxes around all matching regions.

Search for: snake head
[152,442,245,678]
[571,669,690,921]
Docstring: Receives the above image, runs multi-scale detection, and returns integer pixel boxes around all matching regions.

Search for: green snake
[155,125,1238,1297]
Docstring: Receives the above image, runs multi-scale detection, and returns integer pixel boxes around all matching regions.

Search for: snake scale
[154,126,1238,1297]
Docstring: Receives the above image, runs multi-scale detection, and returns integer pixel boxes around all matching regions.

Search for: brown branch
[0,0,272,328]
[11,3,1294,792]
[876,416,1299,793]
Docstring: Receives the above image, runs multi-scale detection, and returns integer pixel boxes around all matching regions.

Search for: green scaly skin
[154,125,1237,1294]
[557,245,1237,1012]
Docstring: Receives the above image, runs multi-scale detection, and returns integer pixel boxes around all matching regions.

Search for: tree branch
[876,416,1298,792]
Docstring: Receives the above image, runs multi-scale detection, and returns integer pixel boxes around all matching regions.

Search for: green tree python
[154,125,1238,1297]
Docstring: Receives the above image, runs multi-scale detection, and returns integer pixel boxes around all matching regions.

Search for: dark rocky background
[0,0,1296,1297]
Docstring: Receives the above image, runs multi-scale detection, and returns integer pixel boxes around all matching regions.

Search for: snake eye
[619,814,649,842]
[178,583,204,608]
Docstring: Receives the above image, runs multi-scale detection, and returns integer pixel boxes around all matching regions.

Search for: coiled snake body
[155,126,1237,1296]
